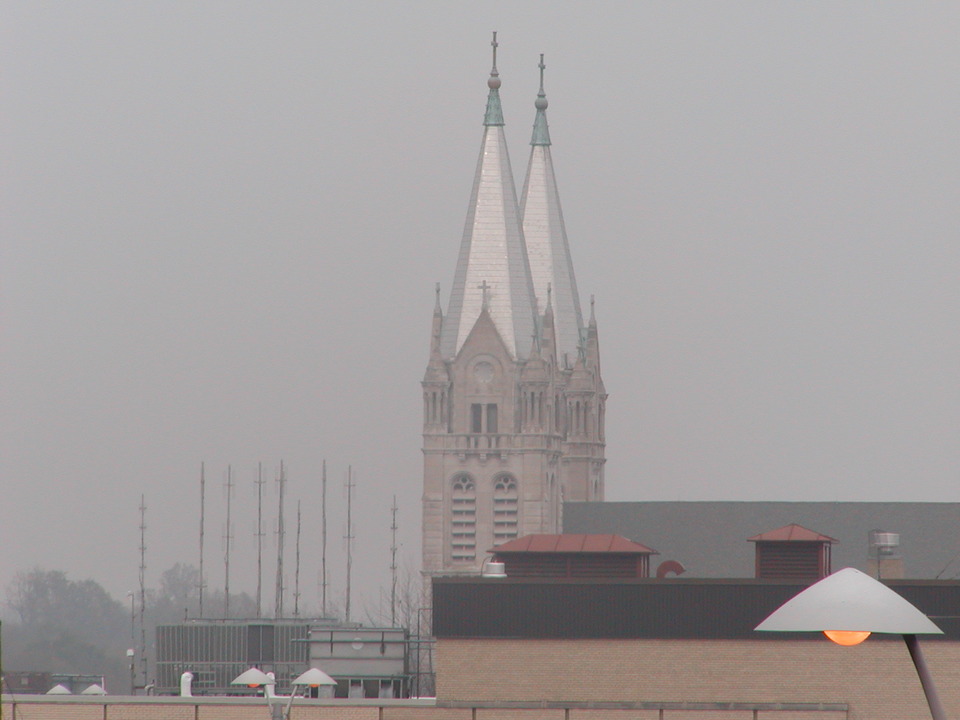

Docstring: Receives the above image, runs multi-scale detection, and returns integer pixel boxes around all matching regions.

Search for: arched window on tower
[493,474,519,544]
[451,474,476,561]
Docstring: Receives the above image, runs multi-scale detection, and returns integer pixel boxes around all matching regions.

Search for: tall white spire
[440,33,537,360]
[520,54,584,363]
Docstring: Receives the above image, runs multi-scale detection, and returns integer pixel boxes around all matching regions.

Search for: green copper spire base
[531,106,550,145]
[530,54,550,145]
[484,86,505,126]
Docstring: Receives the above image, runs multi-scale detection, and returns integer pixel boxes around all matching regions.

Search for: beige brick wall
[197,704,274,720]
[383,709,472,720]
[2,704,103,720]
[288,708,379,720]
[475,711,566,720]
[566,712,661,720]
[436,637,960,720]
[106,703,195,720]
[0,700,850,720]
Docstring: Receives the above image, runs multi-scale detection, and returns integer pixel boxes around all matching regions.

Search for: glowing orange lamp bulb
[823,629,871,646]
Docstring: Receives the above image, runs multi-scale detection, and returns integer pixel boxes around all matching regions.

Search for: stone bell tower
[422,38,606,579]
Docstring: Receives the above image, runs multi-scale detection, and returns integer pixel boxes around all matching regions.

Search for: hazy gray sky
[3,2,959,614]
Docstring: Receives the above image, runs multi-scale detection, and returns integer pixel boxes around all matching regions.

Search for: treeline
[2,565,257,693]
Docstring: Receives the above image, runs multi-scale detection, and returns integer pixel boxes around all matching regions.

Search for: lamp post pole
[127,649,135,695]
[903,634,948,720]
[127,591,135,644]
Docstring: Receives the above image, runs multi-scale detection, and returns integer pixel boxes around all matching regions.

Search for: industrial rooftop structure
[564,501,960,579]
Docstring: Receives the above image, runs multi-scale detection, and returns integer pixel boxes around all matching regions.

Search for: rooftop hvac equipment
[481,561,507,578]
[870,531,901,556]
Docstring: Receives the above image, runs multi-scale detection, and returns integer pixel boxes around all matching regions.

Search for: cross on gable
[478,280,491,309]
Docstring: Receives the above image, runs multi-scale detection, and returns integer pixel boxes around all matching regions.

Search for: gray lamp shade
[292,668,337,686]
[755,567,943,635]
[231,667,272,686]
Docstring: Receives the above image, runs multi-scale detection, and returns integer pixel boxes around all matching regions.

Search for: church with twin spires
[422,36,607,578]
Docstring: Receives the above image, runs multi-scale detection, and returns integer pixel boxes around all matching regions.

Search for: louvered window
[493,474,518,544]
[451,475,476,561]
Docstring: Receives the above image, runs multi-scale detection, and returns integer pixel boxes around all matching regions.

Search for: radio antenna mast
[320,459,328,616]
[390,495,398,626]
[294,500,302,617]
[198,462,205,618]
[138,495,148,687]
[224,465,233,617]
[275,461,286,618]
[255,462,265,618]
[345,466,355,623]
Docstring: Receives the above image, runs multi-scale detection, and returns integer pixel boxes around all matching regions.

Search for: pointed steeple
[541,283,557,363]
[440,34,537,361]
[520,54,584,363]
[586,294,602,378]
[424,283,449,383]
[484,32,504,126]
[430,282,443,357]
[531,54,550,146]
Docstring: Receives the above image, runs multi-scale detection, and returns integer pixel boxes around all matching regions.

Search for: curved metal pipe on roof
[656,560,685,578]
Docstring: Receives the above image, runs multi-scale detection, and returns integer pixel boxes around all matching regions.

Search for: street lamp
[284,668,338,715]
[231,668,273,719]
[755,567,946,720]
[233,667,336,720]
[232,667,271,690]
[292,667,336,693]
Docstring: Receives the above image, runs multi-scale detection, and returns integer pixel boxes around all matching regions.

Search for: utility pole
[127,591,135,693]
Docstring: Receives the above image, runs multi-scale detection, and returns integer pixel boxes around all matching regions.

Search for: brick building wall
[435,637,960,719]
[0,704,846,720]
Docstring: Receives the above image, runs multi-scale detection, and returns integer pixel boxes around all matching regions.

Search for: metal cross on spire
[538,53,545,94]
[491,31,498,73]
[479,280,491,310]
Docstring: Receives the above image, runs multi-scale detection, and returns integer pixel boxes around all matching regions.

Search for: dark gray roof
[563,501,960,580]
[433,576,960,640]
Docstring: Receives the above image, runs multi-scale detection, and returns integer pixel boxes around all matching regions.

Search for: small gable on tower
[450,304,517,437]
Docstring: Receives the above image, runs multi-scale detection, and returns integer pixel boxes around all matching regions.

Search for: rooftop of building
[490,533,656,554]
[563,501,960,579]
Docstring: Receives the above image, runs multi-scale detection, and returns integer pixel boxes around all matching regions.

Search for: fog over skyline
[3,2,960,613]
